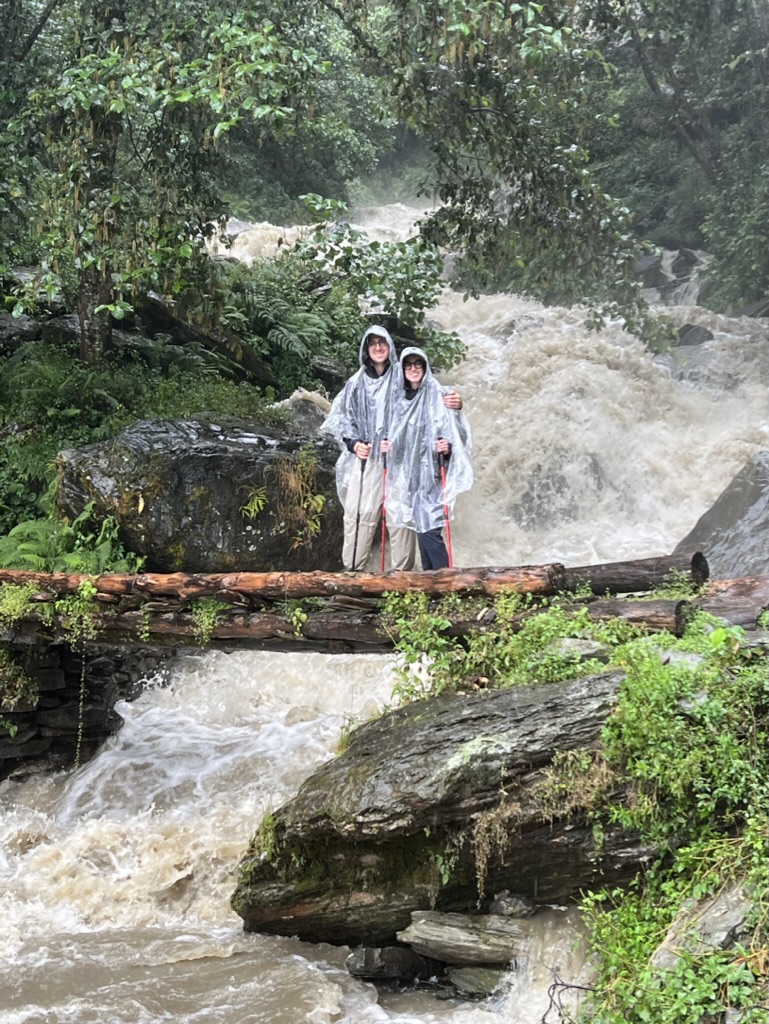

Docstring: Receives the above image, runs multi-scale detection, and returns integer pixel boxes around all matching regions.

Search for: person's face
[367,336,390,372]
[403,357,425,387]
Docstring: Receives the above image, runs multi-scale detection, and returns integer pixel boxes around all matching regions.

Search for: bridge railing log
[0,551,706,604]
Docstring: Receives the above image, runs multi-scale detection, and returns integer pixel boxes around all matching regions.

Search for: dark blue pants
[417,528,449,570]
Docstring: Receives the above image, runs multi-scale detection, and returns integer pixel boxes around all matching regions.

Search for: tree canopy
[0,0,766,365]
[579,0,769,310]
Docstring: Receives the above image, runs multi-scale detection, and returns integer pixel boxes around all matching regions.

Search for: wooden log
[4,555,749,655]
[581,598,694,635]
[0,607,392,654]
[2,594,700,653]
[0,553,708,607]
[561,552,708,595]
[694,574,769,629]
[0,565,569,602]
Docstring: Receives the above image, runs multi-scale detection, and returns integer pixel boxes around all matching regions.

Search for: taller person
[321,326,462,570]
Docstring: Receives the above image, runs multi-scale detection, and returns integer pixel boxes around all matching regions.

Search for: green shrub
[385,595,768,1021]
[0,503,144,572]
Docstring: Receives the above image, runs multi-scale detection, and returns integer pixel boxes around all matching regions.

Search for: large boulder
[54,417,344,572]
[0,311,42,353]
[231,670,655,947]
[674,452,769,578]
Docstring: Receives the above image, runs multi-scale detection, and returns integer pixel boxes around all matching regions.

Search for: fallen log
[0,608,390,654]
[0,564,568,602]
[581,597,694,635]
[0,552,708,606]
[561,552,708,595]
[1,596,699,653]
[0,555,718,652]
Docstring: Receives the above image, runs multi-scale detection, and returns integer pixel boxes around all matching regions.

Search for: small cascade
[640,247,712,306]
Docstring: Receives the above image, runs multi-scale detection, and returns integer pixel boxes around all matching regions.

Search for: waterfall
[1,204,767,1024]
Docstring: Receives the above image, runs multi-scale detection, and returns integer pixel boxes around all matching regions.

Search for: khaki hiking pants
[342,461,417,571]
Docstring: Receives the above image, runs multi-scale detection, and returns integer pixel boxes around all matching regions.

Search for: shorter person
[383,347,472,569]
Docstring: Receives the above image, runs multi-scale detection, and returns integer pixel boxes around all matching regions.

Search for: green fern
[0,504,143,573]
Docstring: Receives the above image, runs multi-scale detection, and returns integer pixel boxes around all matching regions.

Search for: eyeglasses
[368,338,388,348]
[403,361,424,369]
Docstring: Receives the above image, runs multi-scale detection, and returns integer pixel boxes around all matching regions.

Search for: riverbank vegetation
[381,590,768,1022]
[2,0,766,343]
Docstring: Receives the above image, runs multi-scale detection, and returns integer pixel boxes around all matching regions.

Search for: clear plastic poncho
[383,346,473,533]
[320,325,395,520]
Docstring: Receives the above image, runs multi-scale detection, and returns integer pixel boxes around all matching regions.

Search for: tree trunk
[580,597,693,635]
[561,551,708,594]
[1,587,722,655]
[73,1,126,365]
[77,261,113,364]
[0,564,569,601]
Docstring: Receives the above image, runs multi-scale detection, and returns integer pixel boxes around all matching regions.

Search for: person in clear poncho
[320,326,418,570]
[383,346,473,569]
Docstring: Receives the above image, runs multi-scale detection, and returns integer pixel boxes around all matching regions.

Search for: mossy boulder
[231,671,656,947]
[54,416,343,572]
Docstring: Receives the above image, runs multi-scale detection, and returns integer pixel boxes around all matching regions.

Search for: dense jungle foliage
[0,0,766,557]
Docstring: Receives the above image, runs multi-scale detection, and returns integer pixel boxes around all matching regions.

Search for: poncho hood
[399,345,433,390]
[360,325,394,373]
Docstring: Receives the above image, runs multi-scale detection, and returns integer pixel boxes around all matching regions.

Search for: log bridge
[3,551,769,774]
[1,550,767,654]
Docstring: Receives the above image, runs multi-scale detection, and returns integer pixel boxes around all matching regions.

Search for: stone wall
[0,639,183,780]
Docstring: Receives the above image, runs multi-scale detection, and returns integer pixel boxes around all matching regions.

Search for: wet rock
[674,451,769,578]
[232,670,657,947]
[676,324,714,346]
[308,356,347,394]
[639,248,710,305]
[345,945,440,982]
[0,643,178,778]
[397,911,527,966]
[738,297,769,319]
[651,881,753,971]
[445,965,509,997]
[54,417,344,572]
[41,313,81,347]
[0,311,41,352]
[488,891,537,917]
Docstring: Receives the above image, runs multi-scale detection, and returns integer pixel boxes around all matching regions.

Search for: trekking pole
[351,454,366,570]
[438,448,454,568]
[380,444,388,572]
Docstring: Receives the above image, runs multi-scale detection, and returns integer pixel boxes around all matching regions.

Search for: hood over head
[360,325,394,370]
[399,345,434,387]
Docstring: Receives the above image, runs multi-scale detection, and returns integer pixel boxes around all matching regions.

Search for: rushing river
[1,205,767,1023]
